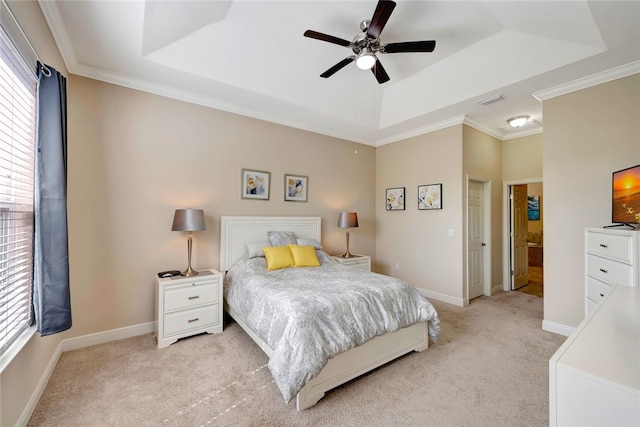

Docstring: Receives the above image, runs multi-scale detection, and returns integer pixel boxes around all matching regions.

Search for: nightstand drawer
[164,280,219,312]
[586,276,613,303]
[332,255,371,271]
[338,258,366,267]
[586,231,634,264]
[163,305,220,337]
[586,254,634,286]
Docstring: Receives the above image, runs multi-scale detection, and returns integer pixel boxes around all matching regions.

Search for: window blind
[0,24,36,356]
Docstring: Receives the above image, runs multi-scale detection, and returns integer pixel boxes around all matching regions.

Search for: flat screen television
[610,164,640,227]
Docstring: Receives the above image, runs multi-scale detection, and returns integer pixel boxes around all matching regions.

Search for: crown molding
[462,117,504,140]
[375,115,467,147]
[501,127,543,141]
[533,60,640,102]
[38,0,79,72]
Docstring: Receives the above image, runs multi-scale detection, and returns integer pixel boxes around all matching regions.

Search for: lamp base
[341,251,354,258]
[181,266,199,276]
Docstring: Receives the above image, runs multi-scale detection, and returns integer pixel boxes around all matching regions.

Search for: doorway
[467,177,492,303]
[503,180,544,298]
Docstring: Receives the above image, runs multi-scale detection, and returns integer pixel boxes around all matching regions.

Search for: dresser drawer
[586,276,613,303]
[164,280,219,313]
[586,254,634,286]
[586,231,635,264]
[163,304,220,337]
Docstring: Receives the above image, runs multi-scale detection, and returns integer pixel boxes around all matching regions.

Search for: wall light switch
[448,228,454,237]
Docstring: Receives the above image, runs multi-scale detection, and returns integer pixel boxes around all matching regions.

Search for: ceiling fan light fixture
[355,49,376,70]
[507,115,530,128]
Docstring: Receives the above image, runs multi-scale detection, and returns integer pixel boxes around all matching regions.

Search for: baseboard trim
[62,322,156,352]
[417,288,465,307]
[17,340,64,427]
[542,320,574,337]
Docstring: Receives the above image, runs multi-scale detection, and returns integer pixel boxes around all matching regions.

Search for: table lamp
[172,208,206,276]
[337,212,358,258]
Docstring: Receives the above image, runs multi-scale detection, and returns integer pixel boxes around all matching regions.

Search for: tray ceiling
[39,0,640,145]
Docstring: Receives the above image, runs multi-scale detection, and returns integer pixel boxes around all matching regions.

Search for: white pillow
[246,241,271,258]
[296,238,323,249]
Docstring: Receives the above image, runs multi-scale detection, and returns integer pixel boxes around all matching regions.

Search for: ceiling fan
[303,0,436,84]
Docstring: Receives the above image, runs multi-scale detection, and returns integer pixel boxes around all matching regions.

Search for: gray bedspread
[224,251,440,403]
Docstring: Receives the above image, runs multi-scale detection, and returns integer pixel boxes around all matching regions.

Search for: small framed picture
[418,183,442,210]
[284,174,308,202]
[386,187,405,211]
[241,169,270,200]
[528,195,540,220]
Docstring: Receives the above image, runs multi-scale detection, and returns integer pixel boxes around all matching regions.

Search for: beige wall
[543,73,640,329]
[0,2,68,426]
[502,133,543,182]
[67,76,377,337]
[375,126,465,304]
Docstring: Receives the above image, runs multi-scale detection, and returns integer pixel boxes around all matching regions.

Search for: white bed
[220,215,436,411]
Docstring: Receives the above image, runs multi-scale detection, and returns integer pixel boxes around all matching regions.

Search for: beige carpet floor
[28,291,566,427]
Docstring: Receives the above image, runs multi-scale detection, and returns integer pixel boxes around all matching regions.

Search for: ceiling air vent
[478,94,505,106]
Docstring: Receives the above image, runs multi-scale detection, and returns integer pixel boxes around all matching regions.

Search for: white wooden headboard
[220,216,322,271]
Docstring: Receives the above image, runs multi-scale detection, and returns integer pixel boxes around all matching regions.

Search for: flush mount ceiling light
[355,48,376,70]
[507,115,530,128]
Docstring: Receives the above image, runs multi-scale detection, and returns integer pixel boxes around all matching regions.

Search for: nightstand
[155,269,223,349]
[332,254,371,272]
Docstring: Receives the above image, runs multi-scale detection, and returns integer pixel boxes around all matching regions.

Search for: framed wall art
[386,187,405,211]
[528,195,540,220]
[284,174,308,202]
[241,169,270,200]
[418,183,442,210]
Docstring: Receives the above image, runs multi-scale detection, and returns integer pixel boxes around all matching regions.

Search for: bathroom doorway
[504,180,544,298]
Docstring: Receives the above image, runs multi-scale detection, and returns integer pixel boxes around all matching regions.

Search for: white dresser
[584,227,639,316]
[155,269,223,349]
[549,285,640,427]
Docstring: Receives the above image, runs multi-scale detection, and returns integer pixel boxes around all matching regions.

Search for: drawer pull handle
[600,293,605,297]
[599,243,608,248]
[188,296,200,300]
[599,268,608,273]
[188,318,199,323]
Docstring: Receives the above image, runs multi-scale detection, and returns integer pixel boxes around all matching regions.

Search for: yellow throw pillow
[289,244,320,268]
[263,245,294,271]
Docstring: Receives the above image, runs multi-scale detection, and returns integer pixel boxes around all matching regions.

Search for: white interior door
[468,180,485,300]
[511,184,529,290]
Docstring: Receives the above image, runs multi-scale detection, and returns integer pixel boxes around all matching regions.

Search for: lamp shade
[171,208,206,232]
[338,212,359,229]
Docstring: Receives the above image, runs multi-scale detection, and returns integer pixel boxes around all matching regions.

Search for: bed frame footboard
[226,302,428,411]
[295,321,428,410]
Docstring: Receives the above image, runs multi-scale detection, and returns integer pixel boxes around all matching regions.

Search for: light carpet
[28,291,566,426]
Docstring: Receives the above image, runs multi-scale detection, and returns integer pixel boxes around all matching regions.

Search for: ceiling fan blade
[383,40,436,53]
[304,30,351,47]
[371,58,390,84]
[320,56,355,78]
[367,0,396,39]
